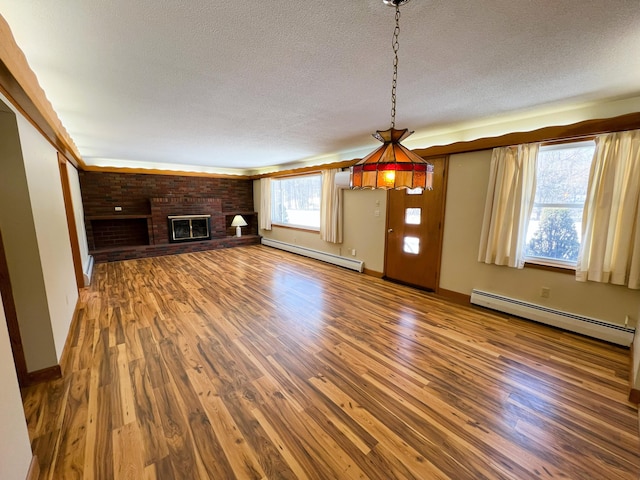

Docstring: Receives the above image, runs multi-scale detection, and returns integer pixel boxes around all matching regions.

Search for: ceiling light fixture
[351,0,433,190]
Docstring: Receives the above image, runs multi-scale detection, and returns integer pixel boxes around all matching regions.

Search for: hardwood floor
[21,245,640,479]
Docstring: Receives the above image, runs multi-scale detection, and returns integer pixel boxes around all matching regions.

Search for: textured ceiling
[1,1,640,174]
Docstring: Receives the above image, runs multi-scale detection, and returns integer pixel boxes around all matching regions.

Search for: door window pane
[405,208,421,225]
[403,236,420,254]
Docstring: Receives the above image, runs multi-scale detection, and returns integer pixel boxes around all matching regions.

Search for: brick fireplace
[80,171,259,262]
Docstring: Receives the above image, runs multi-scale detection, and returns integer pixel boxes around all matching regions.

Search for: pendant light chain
[390,4,400,129]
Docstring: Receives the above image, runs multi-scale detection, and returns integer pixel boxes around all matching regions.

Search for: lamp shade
[230,215,248,227]
[351,128,433,190]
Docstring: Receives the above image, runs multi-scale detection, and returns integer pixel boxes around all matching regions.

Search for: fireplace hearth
[168,215,211,242]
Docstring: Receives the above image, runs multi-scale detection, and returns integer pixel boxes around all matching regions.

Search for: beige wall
[441,150,640,328]
[254,152,640,328]
[0,296,33,479]
[17,112,79,359]
[254,179,388,273]
[0,103,57,371]
[0,93,78,370]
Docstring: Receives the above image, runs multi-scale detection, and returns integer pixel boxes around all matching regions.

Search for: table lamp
[230,215,248,237]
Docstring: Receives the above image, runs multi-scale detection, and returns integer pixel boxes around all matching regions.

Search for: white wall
[440,150,640,328]
[0,296,33,480]
[254,179,387,273]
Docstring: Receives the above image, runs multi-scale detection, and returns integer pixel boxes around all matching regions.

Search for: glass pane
[191,219,209,238]
[271,174,321,229]
[403,236,420,254]
[526,207,581,262]
[525,141,594,264]
[406,187,423,195]
[405,208,421,225]
[172,220,191,240]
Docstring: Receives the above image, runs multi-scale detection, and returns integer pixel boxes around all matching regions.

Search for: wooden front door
[384,156,448,291]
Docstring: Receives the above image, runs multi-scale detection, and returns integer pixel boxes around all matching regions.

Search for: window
[524,141,595,267]
[271,174,321,230]
[405,208,421,225]
[404,236,420,254]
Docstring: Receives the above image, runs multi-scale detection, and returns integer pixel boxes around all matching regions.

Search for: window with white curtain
[271,174,321,230]
[524,141,595,267]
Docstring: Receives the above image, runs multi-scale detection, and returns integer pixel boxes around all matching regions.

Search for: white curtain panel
[320,169,343,244]
[478,143,539,268]
[259,177,272,231]
[577,129,640,289]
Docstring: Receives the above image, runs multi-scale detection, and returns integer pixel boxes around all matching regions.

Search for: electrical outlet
[374,209,380,217]
[351,249,356,256]
[540,287,550,298]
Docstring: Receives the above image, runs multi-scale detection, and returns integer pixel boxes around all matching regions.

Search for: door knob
[388,228,393,233]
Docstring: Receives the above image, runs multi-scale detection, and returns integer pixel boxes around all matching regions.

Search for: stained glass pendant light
[351,0,434,190]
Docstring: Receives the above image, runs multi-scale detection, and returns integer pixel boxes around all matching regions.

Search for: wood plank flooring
[21,245,640,479]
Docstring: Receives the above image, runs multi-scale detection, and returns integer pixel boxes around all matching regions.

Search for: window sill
[271,224,320,234]
[524,261,575,275]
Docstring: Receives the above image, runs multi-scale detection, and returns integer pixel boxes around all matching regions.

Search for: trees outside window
[524,141,594,266]
[271,174,321,230]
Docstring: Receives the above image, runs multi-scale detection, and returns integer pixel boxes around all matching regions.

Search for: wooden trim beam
[82,164,254,180]
[411,112,640,159]
[0,16,82,168]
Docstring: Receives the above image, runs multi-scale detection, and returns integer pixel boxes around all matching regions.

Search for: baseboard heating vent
[261,238,364,273]
[470,289,635,346]
[83,255,95,287]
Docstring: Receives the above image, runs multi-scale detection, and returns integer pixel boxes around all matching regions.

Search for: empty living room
[1,2,640,479]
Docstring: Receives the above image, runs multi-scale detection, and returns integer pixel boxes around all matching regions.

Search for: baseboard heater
[261,238,364,273]
[470,289,635,346]
[83,255,95,287]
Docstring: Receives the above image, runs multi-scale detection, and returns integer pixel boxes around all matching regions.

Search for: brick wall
[79,171,254,216]
[79,171,255,254]
[150,196,224,244]
[92,218,150,249]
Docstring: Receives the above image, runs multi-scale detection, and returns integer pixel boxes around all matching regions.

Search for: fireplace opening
[168,215,211,242]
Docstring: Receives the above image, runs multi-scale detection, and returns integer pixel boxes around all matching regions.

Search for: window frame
[523,139,595,270]
[270,172,322,232]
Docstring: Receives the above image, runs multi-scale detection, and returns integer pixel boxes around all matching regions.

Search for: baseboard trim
[26,455,40,480]
[363,268,384,278]
[438,288,471,306]
[25,365,62,387]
